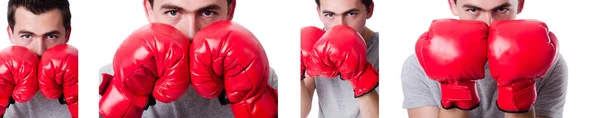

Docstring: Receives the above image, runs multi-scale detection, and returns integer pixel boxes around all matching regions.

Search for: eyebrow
[160,4,184,11]
[18,30,61,36]
[322,8,360,15]
[462,3,512,11]
[160,3,222,13]
[198,4,221,11]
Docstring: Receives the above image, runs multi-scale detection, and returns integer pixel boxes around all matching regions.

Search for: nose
[333,15,347,26]
[30,38,45,56]
[176,14,199,39]
[479,12,493,25]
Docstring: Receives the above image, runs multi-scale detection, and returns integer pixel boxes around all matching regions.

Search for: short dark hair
[315,0,373,8]
[8,0,71,31]
[148,0,234,7]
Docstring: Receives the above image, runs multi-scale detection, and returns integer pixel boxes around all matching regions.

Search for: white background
[0,0,598,117]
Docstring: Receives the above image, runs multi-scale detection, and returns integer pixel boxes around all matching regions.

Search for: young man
[300,0,379,117]
[401,0,567,118]
[98,0,278,117]
[1,0,78,117]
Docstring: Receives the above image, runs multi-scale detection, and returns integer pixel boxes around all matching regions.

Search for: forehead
[13,7,64,31]
[319,0,364,12]
[154,0,228,10]
[456,0,518,9]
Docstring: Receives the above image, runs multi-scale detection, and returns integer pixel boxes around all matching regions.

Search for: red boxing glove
[99,73,112,96]
[415,19,488,110]
[300,26,324,80]
[190,21,277,118]
[0,46,38,117]
[99,23,190,118]
[38,44,78,117]
[309,25,379,98]
[488,20,558,113]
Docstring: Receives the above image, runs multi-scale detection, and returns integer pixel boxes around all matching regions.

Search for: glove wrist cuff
[496,79,537,113]
[439,80,480,110]
[351,66,379,98]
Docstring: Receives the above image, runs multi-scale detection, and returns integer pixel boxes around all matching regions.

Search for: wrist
[349,65,379,98]
[439,80,480,110]
[497,79,537,113]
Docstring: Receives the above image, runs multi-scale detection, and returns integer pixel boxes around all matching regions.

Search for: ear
[449,0,459,16]
[65,27,71,43]
[7,26,15,44]
[144,0,155,23]
[366,2,374,19]
[517,0,524,14]
[317,6,326,23]
[316,6,321,16]
[227,0,236,20]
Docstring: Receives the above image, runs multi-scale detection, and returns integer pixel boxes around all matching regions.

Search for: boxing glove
[309,25,378,98]
[190,21,277,118]
[38,44,78,117]
[415,19,488,110]
[99,23,190,118]
[99,73,112,96]
[488,20,558,113]
[300,26,325,80]
[0,46,38,117]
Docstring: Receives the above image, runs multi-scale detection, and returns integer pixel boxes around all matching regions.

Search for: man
[300,0,379,117]
[98,0,278,117]
[1,0,78,117]
[401,0,568,118]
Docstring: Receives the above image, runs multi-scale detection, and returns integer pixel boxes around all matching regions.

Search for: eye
[466,8,478,14]
[200,11,216,17]
[165,10,178,17]
[348,12,358,16]
[324,13,333,18]
[495,8,509,13]
[21,34,32,40]
[46,35,58,40]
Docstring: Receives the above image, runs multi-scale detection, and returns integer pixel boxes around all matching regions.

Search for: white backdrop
[0,0,597,117]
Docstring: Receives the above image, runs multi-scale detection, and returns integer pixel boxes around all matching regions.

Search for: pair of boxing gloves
[98,21,277,118]
[0,44,79,117]
[300,25,379,98]
[416,19,558,113]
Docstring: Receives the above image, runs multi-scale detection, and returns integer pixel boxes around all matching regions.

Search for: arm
[504,55,567,118]
[407,106,439,118]
[504,108,535,118]
[358,91,379,118]
[439,108,469,118]
[301,74,316,118]
[401,54,443,117]
[533,55,568,118]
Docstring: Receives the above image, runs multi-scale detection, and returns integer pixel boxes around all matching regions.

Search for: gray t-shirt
[314,32,379,118]
[401,54,568,118]
[99,64,278,118]
[5,92,71,118]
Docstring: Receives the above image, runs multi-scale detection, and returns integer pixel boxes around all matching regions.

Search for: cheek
[494,13,517,20]
[347,18,366,31]
[13,38,30,46]
[198,16,222,26]
[321,20,334,31]
[457,12,478,20]
[155,15,180,26]
[44,38,67,48]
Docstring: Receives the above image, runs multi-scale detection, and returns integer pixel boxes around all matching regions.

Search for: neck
[361,27,374,42]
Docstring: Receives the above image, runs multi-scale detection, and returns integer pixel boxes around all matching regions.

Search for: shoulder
[99,63,114,75]
[542,53,568,80]
[402,54,423,75]
[401,54,430,84]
